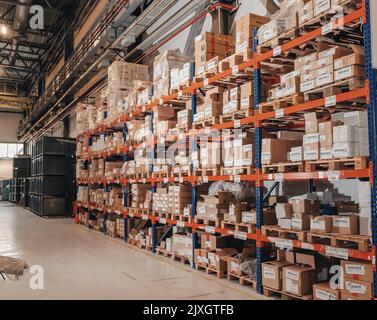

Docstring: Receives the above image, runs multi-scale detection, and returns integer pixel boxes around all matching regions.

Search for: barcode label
[322,23,332,35]
[177,221,185,228]
[275,173,284,182]
[325,246,348,260]
[234,231,247,240]
[232,65,239,75]
[325,95,336,108]
[273,46,282,57]
[275,109,284,119]
[234,175,241,183]
[327,171,340,181]
[234,120,241,129]
[205,226,216,234]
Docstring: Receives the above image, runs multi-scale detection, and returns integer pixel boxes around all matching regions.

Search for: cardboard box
[289,146,303,162]
[304,112,319,133]
[334,65,365,82]
[332,215,359,235]
[341,260,374,283]
[340,291,368,300]
[334,45,365,70]
[299,0,314,25]
[310,216,333,234]
[262,261,292,291]
[332,142,358,158]
[201,234,231,251]
[236,13,270,48]
[319,121,333,147]
[262,139,301,165]
[208,248,238,272]
[276,203,293,219]
[278,218,292,230]
[290,198,320,215]
[291,212,311,230]
[342,278,373,300]
[282,265,317,296]
[313,282,340,300]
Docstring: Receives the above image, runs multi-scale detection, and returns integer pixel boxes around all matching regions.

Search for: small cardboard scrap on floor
[0,256,29,278]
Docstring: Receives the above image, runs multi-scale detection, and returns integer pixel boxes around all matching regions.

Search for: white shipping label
[234,175,241,183]
[315,289,330,301]
[159,218,166,225]
[316,73,333,86]
[325,246,349,260]
[345,281,367,294]
[311,220,325,230]
[204,79,209,86]
[269,237,293,250]
[321,22,332,35]
[234,231,247,240]
[345,265,366,276]
[177,221,185,228]
[273,46,282,57]
[263,267,276,280]
[335,66,352,81]
[327,171,340,181]
[325,95,336,108]
[202,176,209,183]
[274,173,284,182]
[205,226,216,234]
[333,217,350,228]
[241,98,251,109]
[234,120,241,129]
[142,214,148,221]
[285,269,299,281]
[275,109,284,119]
[301,80,315,92]
[243,212,255,223]
[231,262,240,272]
[262,152,271,161]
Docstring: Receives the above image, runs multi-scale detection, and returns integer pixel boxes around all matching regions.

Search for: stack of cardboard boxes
[173,233,193,261]
[153,188,169,213]
[298,44,365,94]
[130,184,152,209]
[257,0,299,45]
[168,185,192,215]
[107,61,149,121]
[153,49,191,99]
[194,32,234,76]
[194,87,224,123]
[287,110,369,162]
[276,194,321,230]
[196,192,232,222]
[223,130,254,168]
[262,138,301,165]
[235,13,269,56]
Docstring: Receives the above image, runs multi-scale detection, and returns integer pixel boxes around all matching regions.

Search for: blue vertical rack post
[190,62,198,269]
[151,110,157,254]
[123,123,129,242]
[253,28,264,294]
[364,0,377,298]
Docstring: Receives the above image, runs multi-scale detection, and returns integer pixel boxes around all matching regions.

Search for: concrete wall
[0,113,23,143]
[0,159,13,179]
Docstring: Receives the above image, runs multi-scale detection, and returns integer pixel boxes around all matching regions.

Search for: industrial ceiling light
[0,25,8,35]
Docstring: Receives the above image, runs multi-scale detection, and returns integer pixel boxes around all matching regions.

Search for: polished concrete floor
[0,202,267,300]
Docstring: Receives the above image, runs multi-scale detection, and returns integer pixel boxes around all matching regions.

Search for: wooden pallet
[153,170,172,179]
[195,167,221,177]
[195,217,221,227]
[227,273,257,289]
[205,266,226,279]
[221,220,237,230]
[128,207,151,216]
[219,109,254,123]
[303,78,365,102]
[157,212,172,220]
[262,225,308,242]
[221,166,255,176]
[236,222,256,234]
[262,162,305,174]
[172,254,191,265]
[155,248,173,258]
[307,232,371,252]
[257,28,299,54]
[305,157,368,172]
[259,94,305,113]
[193,117,220,129]
[178,214,192,223]
[263,287,313,300]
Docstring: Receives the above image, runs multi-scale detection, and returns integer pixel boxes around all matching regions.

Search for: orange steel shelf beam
[76,203,373,262]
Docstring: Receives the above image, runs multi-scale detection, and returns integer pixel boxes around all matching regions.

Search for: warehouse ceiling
[0,0,88,112]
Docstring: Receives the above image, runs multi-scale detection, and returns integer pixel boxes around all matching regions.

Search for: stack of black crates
[29,137,76,217]
[10,156,31,204]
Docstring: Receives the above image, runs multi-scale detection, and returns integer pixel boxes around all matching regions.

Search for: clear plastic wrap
[208,181,254,202]
[240,258,258,279]
[257,0,299,44]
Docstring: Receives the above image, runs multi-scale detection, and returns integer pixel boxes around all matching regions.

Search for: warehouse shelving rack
[76,0,377,297]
